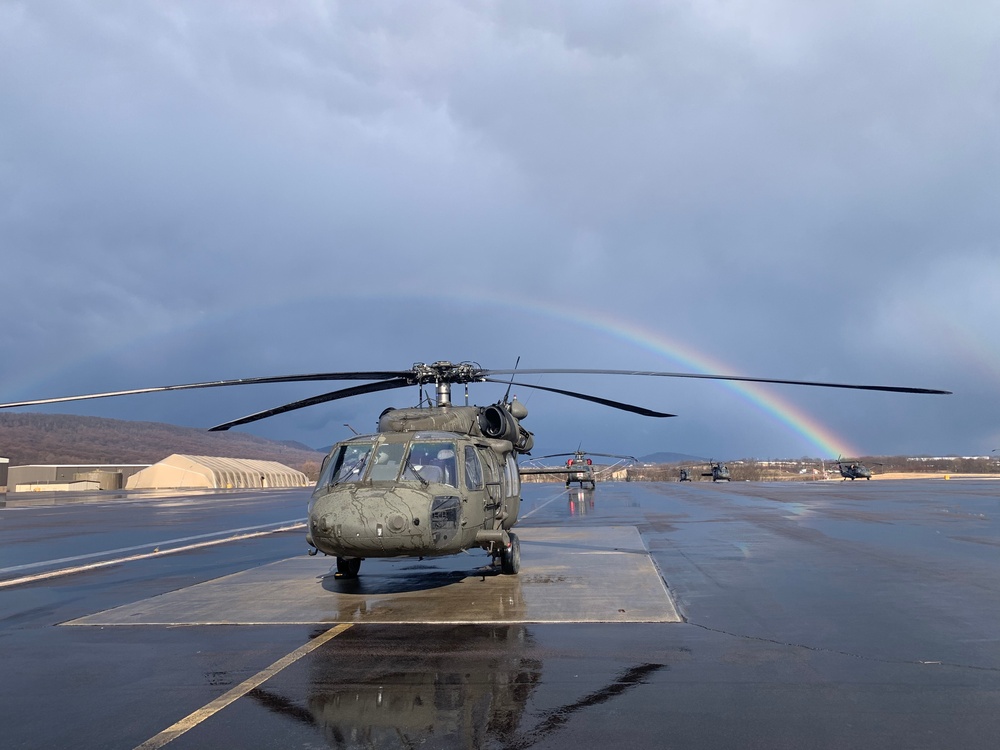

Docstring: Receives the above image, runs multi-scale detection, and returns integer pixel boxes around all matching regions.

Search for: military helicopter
[520,450,637,489]
[678,468,692,482]
[702,461,731,482]
[0,360,949,578]
[835,457,881,480]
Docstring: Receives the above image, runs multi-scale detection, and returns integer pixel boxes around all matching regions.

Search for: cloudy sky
[2,1,997,460]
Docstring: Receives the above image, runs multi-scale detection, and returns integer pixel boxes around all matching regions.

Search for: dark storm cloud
[1,1,996,458]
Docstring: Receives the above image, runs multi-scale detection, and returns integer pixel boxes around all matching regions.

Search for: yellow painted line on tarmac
[133,623,353,750]
[0,523,306,589]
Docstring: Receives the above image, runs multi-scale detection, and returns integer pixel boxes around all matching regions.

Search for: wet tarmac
[2,480,999,749]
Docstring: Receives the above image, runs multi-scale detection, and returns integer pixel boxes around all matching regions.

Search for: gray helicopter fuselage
[564,458,596,487]
[307,406,524,560]
[840,463,872,480]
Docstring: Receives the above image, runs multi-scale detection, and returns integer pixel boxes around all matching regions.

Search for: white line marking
[0,519,306,575]
[0,523,306,589]
[520,488,571,519]
[133,623,353,750]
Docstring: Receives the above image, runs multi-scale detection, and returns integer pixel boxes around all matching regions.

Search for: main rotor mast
[410,361,484,408]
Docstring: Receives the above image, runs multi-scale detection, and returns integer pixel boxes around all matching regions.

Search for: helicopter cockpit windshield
[402,440,458,487]
[318,437,461,488]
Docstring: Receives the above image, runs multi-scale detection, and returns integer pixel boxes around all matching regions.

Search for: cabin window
[320,441,375,486]
[504,453,520,498]
[403,441,458,487]
[464,445,484,490]
[368,443,405,481]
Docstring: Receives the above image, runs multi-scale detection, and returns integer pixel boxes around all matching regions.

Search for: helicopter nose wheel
[499,533,521,575]
[335,557,362,579]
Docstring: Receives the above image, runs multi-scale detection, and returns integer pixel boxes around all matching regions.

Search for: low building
[8,463,150,492]
[125,454,310,490]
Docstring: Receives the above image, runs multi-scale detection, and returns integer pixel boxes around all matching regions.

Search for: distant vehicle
[678,468,692,482]
[702,461,731,482]
[836,457,881,480]
[520,450,637,489]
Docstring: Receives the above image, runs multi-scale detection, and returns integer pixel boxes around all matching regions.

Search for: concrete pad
[66,526,681,626]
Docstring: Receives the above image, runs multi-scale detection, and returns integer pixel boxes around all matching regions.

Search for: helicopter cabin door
[477,446,505,527]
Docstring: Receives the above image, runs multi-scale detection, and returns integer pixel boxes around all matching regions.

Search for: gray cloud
[1,1,995,459]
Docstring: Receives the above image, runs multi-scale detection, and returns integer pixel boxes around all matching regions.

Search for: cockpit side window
[479,448,502,501]
[402,441,458,487]
[464,445,484,490]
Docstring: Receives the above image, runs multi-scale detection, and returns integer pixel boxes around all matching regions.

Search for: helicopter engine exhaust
[479,405,534,453]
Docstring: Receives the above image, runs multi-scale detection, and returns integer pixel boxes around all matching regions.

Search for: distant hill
[0,413,326,479]
[638,451,709,465]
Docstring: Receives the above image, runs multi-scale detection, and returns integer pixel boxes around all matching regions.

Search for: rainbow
[441,293,860,458]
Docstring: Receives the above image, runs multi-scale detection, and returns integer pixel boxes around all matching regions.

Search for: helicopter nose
[309,488,432,555]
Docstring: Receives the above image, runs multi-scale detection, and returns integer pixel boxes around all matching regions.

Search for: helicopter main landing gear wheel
[335,557,362,579]
[499,532,520,575]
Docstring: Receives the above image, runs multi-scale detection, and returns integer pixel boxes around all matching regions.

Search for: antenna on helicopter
[502,356,521,405]
[343,423,359,435]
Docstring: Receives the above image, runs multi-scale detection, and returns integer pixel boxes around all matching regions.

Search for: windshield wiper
[405,457,430,487]
[333,456,367,484]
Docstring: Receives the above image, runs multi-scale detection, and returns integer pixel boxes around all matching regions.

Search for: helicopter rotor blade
[528,451,638,462]
[208,378,412,431]
[0,363,950,412]
[483,368,951,395]
[580,452,639,461]
[0,371,414,410]
[484,378,675,418]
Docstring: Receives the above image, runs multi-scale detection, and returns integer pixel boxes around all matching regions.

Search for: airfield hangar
[125,454,310,490]
[8,463,150,492]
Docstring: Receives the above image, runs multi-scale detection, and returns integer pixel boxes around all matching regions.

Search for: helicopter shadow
[318,558,503,596]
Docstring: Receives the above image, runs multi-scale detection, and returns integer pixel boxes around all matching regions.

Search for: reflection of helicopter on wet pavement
[567,487,595,514]
[835,457,881,480]
[520,450,637,489]
[246,623,666,749]
[0,359,948,579]
[702,461,731,482]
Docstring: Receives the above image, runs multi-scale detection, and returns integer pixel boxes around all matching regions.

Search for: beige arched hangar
[125,454,310,490]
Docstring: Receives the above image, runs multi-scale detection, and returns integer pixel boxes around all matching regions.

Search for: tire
[500,533,521,575]
[336,557,362,578]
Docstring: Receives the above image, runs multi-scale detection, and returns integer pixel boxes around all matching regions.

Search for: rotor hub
[410,361,485,385]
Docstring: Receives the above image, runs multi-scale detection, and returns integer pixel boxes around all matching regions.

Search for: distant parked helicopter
[702,461,731,482]
[0,360,949,578]
[520,450,637,489]
[835,457,881,480]
[678,468,692,482]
